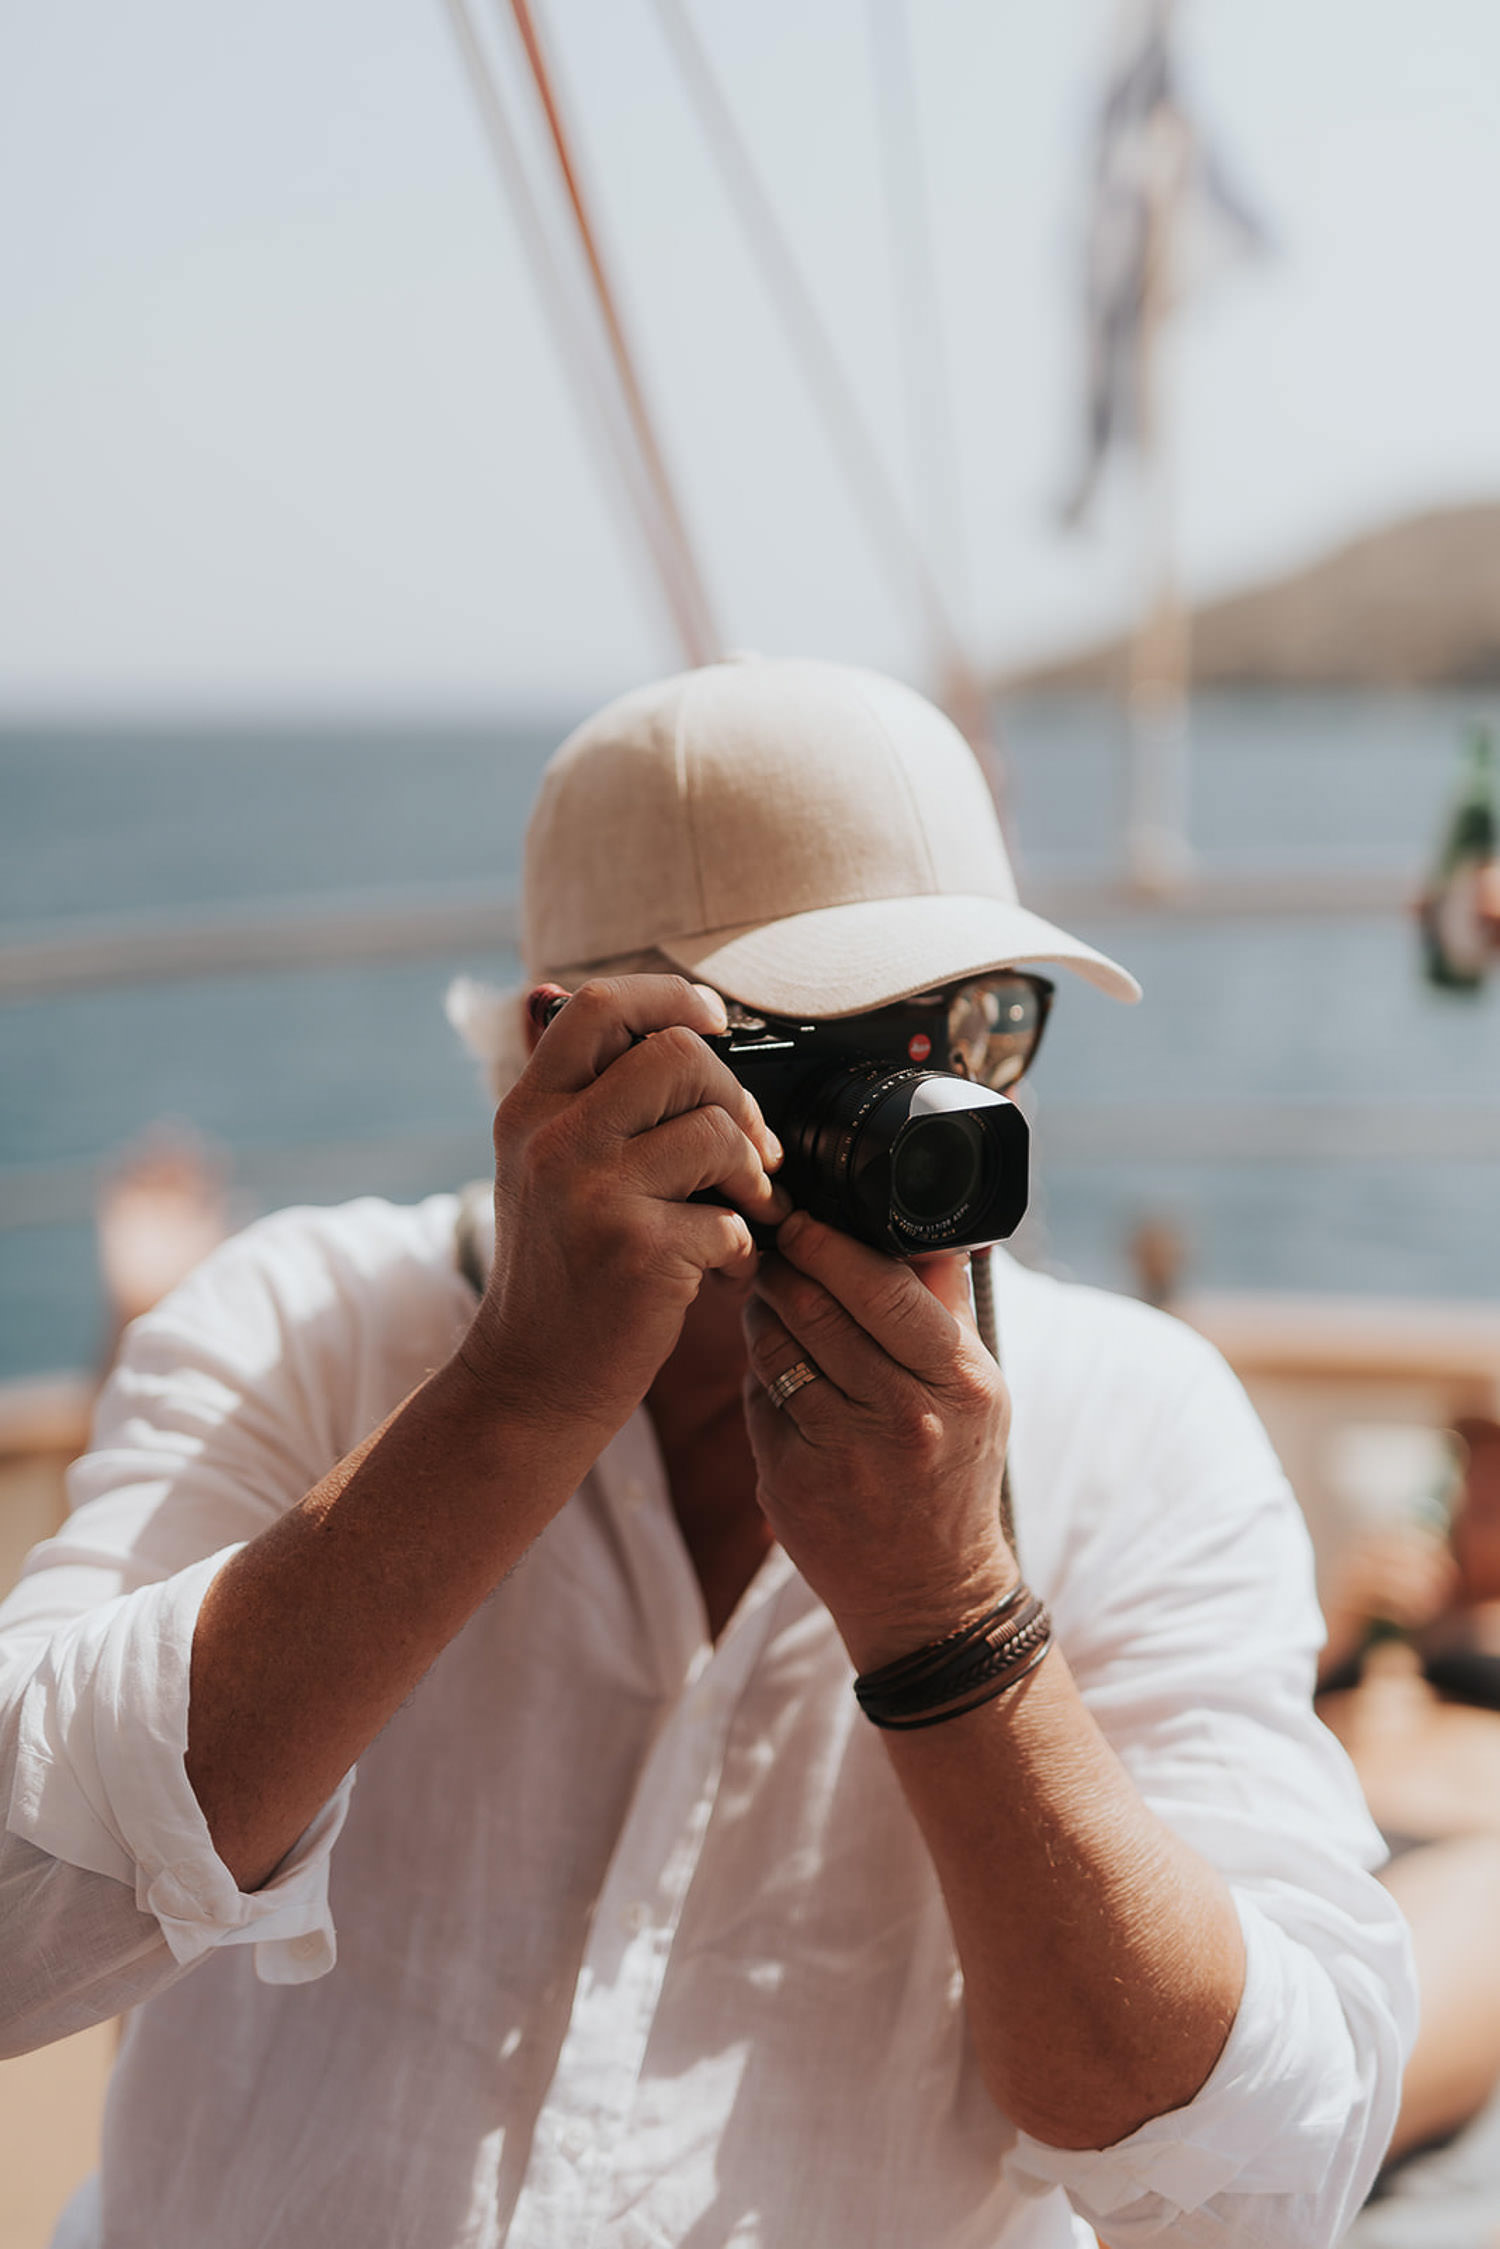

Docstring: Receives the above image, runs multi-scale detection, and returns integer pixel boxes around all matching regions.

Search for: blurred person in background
[0,659,1412,2249]
[94,1127,231,1362]
[1318,1414,1500,2167]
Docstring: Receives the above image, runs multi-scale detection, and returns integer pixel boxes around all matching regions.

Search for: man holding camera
[2,658,1410,2246]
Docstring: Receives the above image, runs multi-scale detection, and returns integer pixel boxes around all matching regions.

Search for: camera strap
[969,1245,1018,1559]
[454,1180,492,1299]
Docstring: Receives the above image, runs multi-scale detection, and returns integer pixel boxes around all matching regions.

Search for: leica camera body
[705,997,1029,1258]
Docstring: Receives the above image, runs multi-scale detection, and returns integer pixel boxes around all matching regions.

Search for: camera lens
[782,1062,1028,1255]
[891,1114,985,1225]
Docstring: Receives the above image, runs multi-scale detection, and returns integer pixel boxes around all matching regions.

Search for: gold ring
[766,1358,821,1411]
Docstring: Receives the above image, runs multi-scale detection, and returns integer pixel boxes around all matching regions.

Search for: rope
[503,0,722,666]
[440,0,708,663]
[865,0,973,633]
[649,0,978,700]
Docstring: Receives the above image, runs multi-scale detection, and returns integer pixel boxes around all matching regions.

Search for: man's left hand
[742,1213,1017,1672]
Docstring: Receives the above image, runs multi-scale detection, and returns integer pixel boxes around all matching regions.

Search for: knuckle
[888,1395,945,1454]
[870,1270,916,1329]
[570,977,614,1018]
[492,1085,527,1157]
[783,1272,831,1331]
[921,1397,949,1439]
[712,1209,752,1259]
[730,1077,768,1126]
[593,1202,658,1287]
[912,1405,948,1456]
[525,1112,577,1190]
[744,1322,782,1374]
[950,1357,1000,1417]
[676,1103,740,1177]
[699,1102,743,1156]
[654,1023,703,1069]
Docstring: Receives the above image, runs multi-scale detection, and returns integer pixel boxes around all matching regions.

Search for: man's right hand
[461,974,789,1446]
[186,975,786,1890]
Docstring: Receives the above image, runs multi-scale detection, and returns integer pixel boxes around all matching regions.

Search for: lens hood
[787,1065,1029,1257]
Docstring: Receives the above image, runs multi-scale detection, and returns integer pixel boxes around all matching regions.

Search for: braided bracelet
[854,1585,1053,1731]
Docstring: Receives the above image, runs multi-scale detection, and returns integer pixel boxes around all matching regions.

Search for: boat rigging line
[504,0,721,665]
[446,0,1004,786]
[865,0,973,641]
[440,0,697,659]
[442,0,721,666]
[648,0,994,764]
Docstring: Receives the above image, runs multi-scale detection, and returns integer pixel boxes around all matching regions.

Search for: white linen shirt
[0,1195,1413,2248]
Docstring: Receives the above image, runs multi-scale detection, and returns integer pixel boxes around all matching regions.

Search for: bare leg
[1382,1835,1500,2161]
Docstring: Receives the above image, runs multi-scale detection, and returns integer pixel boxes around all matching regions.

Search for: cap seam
[843,672,941,894]
[674,668,710,937]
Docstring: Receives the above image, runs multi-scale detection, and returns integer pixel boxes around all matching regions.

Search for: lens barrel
[892,1113,986,1225]
[783,1064,1029,1256]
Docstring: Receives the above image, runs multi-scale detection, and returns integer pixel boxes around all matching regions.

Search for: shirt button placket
[507,1576,791,2249]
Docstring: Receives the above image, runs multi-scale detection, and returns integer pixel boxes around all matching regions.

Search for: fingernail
[693,983,729,1031]
[765,1132,784,1168]
[779,1208,807,1243]
[526,983,571,1033]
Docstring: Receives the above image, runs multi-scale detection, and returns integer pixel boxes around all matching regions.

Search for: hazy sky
[4,0,1498,713]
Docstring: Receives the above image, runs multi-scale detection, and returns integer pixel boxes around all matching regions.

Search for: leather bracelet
[856,1586,1035,1704]
[863,1594,1043,1716]
[858,1606,1052,1728]
[879,1600,1049,1716]
[857,1582,1028,1691]
[854,1586,1053,1731]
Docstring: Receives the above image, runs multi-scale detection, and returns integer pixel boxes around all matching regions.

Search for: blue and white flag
[1061,0,1268,528]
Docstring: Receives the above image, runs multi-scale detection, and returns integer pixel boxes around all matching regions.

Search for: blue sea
[3,690,1498,1381]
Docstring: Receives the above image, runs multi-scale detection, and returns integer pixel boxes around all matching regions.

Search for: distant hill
[1007,502,1500,690]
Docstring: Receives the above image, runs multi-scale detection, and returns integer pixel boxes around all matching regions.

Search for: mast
[442,0,710,667]
[1064,0,1265,892]
[503,0,721,669]
[444,0,721,669]
[1125,92,1193,895]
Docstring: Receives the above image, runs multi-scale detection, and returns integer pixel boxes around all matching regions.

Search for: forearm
[868,1636,1245,2150]
[743,1221,1244,2146]
[186,1352,597,1891]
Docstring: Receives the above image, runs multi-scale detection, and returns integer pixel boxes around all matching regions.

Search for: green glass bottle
[1420,722,1499,992]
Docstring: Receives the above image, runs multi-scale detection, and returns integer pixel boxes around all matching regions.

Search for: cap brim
[660,893,1141,1014]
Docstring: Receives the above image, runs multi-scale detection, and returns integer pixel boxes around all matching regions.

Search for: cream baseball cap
[523,655,1140,1014]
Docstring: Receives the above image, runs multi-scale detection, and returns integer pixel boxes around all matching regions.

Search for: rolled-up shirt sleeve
[0,1210,382,2039]
[8,1547,351,1981]
[1009,1889,1411,2244]
[1000,1292,1417,2243]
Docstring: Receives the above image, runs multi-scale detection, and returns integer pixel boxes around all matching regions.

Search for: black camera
[704,991,1031,1258]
